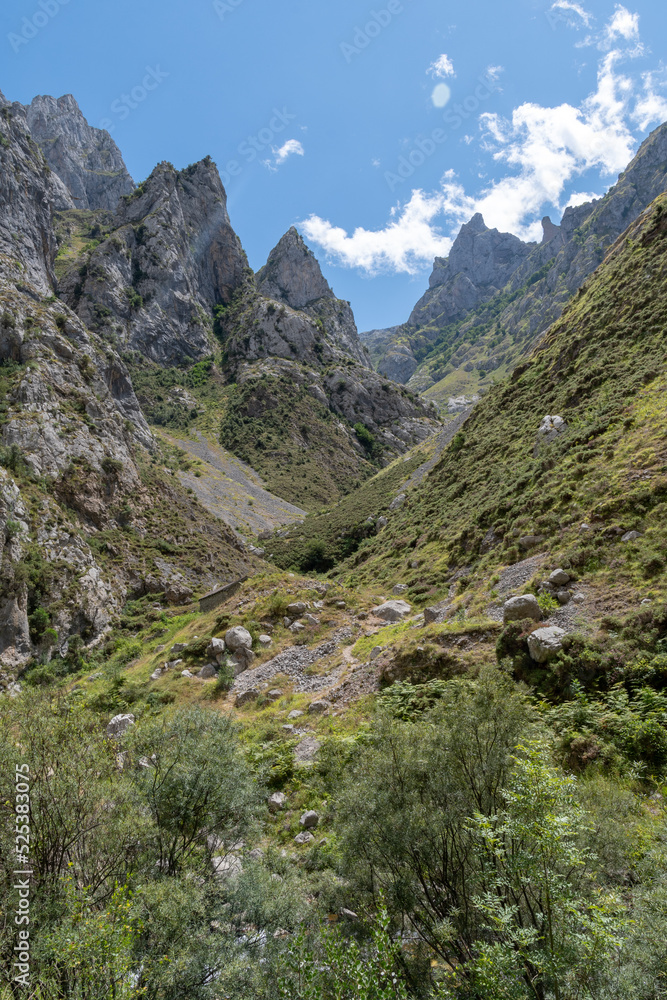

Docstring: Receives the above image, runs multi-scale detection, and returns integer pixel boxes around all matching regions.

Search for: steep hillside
[363,120,667,411]
[344,194,667,638]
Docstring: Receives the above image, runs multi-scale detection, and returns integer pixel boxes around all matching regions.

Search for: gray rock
[369,646,383,661]
[290,622,307,634]
[24,94,134,210]
[503,594,541,623]
[372,600,412,622]
[235,688,259,707]
[303,614,320,625]
[198,663,218,680]
[268,792,286,813]
[267,689,283,701]
[283,617,292,627]
[225,626,253,652]
[207,637,226,660]
[519,535,546,550]
[537,415,567,445]
[308,699,332,714]
[622,531,642,542]
[300,810,320,829]
[259,634,273,647]
[528,626,567,663]
[377,516,388,529]
[548,569,571,587]
[106,714,135,738]
[150,668,163,681]
[556,590,571,606]
[392,584,409,595]
[287,602,308,615]
[181,669,194,678]
[212,855,243,880]
[389,493,407,511]
[571,593,586,604]
[294,736,321,763]
[294,831,314,845]
[288,710,304,720]
[171,643,188,654]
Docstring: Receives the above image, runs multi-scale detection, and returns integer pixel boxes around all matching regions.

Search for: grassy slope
[337,196,667,618]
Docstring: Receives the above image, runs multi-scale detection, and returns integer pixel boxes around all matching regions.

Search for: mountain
[362,119,667,409]
[0,88,438,676]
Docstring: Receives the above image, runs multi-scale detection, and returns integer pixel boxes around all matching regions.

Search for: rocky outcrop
[60,158,248,364]
[256,228,369,365]
[23,94,135,210]
[0,101,58,293]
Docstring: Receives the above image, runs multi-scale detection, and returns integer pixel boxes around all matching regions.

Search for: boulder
[290,622,306,634]
[181,669,194,678]
[212,855,243,880]
[369,646,382,661]
[377,516,388,529]
[556,590,571,606]
[234,646,255,670]
[571,593,586,604]
[268,792,286,813]
[235,688,259,707]
[267,689,283,701]
[519,535,546,550]
[225,626,253,651]
[308,699,331,714]
[548,569,571,587]
[259,634,273,647]
[335,601,347,609]
[106,714,135,738]
[287,602,308,615]
[528,626,567,663]
[503,595,541,624]
[171,643,187,654]
[300,810,319,829]
[372,600,412,622]
[389,493,406,511]
[303,614,320,625]
[150,668,163,681]
[207,637,226,660]
[283,617,292,627]
[537,415,567,444]
[294,831,314,845]
[392,584,408,595]
[622,530,642,543]
[294,736,321,763]
[198,663,218,680]
[288,709,304,720]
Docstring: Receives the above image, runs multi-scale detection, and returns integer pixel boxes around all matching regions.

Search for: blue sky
[1,0,666,331]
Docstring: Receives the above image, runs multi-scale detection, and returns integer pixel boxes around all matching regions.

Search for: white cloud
[431,83,452,108]
[300,191,452,275]
[428,54,455,79]
[301,8,666,275]
[602,4,640,46]
[275,139,304,164]
[263,139,305,172]
[550,0,593,27]
[565,190,603,207]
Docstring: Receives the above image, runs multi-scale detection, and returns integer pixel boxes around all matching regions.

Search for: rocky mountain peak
[23,92,135,211]
[60,155,246,364]
[256,226,332,310]
[541,216,562,243]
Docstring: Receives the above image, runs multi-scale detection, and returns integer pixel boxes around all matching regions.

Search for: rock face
[60,158,247,364]
[366,120,667,391]
[372,600,412,622]
[0,101,58,292]
[256,227,368,365]
[23,94,135,210]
